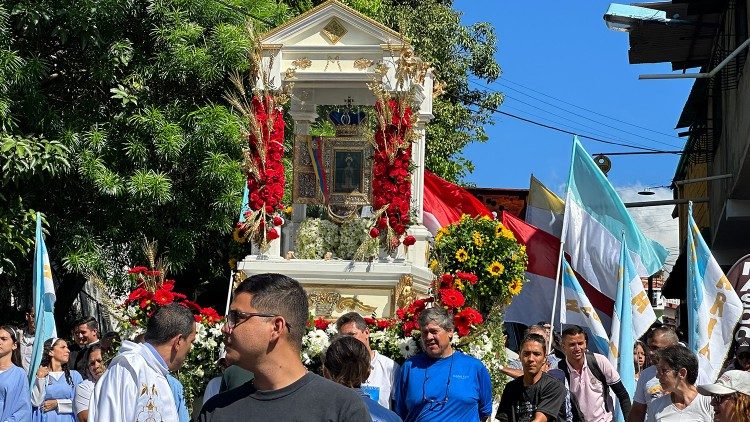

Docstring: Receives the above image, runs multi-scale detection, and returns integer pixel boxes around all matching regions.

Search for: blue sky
[454,0,694,193]
[453,0,687,266]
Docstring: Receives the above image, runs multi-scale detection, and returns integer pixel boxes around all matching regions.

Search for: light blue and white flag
[28,213,57,386]
[238,183,250,223]
[609,236,649,422]
[560,259,609,355]
[563,136,668,334]
[687,202,743,382]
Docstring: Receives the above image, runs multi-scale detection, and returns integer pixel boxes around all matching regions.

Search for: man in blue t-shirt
[393,307,492,422]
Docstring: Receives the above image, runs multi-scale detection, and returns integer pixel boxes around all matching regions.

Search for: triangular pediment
[261,0,406,48]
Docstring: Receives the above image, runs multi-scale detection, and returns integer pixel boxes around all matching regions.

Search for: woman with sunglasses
[31,337,84,421]
[393,307,492,422]
[697,370,750,422]
[0,325,32,421]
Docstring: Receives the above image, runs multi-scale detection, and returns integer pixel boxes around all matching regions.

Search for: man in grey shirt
[199,273,371,421]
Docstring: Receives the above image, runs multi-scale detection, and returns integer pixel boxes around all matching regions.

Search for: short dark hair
[143,303,195,345]
[521,333,547,351]
[234,273,308,350]
[418,307,455,332]
[74,316,99,333]
[561,325,588,342]
[324,336,370,388]
[659,344,699,385]
[335,312,367,332]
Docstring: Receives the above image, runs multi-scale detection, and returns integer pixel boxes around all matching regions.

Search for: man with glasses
[392,307,492,421]
[198,273,370,421]
[496,333,566,422]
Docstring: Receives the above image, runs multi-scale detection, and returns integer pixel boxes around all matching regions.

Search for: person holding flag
[28,212,58,387]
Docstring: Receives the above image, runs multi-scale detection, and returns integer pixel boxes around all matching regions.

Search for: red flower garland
[373,99,413,242]
[239,95,286,246]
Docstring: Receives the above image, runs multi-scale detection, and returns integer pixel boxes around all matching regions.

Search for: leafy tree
[0,0,290,325]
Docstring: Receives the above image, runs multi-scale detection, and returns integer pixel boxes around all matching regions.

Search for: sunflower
[429,259,439,271]
[232,227,246,244]
[455,248,469,262]
[454,279,465,291]
[494,223,504,237]
[435,227,448,243]
[472,231,484,248]
[509,279,523,295]
[487,261,504,277]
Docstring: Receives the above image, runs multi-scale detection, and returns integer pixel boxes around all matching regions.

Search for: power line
[470,80,684,150]
[496,77,683,140]
[457,93,678,153]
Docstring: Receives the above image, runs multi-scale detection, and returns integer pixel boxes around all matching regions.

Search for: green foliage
[0,0,287,319]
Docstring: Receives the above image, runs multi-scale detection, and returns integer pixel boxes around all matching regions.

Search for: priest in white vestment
[89,303,197,422]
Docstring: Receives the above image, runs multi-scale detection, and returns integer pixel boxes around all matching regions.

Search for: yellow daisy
[472,231,484,247]
[435,227,448,243]
[487,261,504,277]
[501,228,516,240]
[456,248,469,262]
[509,279,523,295]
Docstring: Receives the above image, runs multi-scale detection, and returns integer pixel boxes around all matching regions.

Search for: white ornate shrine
[237,0,435,318]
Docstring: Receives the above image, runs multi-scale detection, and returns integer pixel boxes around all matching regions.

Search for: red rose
[456,272,479,285]
[267,228,279,240]
[272,216,284,226]
[314,318,330,330]
[439,288,465,308]
[364,317,377,326]
[194,315,203,323]
[153,289,174,306]
[376,319,392,329]
[369,227,380,238]
[402,235,416,246]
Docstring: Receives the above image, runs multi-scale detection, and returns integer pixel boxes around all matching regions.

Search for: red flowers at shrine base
[372,98,413,248]
[237,94,286,251]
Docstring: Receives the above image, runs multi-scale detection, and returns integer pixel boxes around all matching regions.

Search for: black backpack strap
[585,352,611,412]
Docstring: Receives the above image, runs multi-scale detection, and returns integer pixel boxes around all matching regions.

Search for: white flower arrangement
[302,329,331,358]
[296,219,340,259]
[336,219,370,259]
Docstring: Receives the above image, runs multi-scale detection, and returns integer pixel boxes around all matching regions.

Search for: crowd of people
[2,272,750,421]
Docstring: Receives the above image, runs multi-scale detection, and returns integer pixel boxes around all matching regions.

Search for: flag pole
[549,237,565,355]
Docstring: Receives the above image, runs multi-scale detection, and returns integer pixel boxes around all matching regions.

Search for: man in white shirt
[17,307,35,373]
[89,303,196,421]
[336,311,400,410]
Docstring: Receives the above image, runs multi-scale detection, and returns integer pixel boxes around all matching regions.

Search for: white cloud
[616,185,679,272]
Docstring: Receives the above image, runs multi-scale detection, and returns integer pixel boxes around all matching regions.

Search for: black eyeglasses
[226,310,291,331]
[422,353,454,409]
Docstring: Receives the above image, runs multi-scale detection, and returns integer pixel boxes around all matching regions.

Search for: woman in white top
[74,343,106,421]
[697,370,750,422]
[646,344,713,421]
[31,338,83,422]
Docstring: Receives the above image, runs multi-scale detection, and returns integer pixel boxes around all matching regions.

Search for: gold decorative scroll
[336,296,377,314]
[322,18,347,44]
[395,274,417,309]
[292,57,312,69]
[354,58,374,70]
